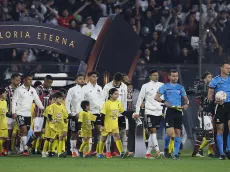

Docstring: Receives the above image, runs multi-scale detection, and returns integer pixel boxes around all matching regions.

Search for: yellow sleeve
[119,101,124,113]
[5,101,8,113]
[62,105,68,119]
[101,102,107,115]
[47,104,54,116]
[43,106,49,117]
[78,111,83,123]
[90,113,97,122]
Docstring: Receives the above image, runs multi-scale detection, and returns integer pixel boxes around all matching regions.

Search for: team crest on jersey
[31,91,33,94]
[97,89,100,92]
[2,109,5,113]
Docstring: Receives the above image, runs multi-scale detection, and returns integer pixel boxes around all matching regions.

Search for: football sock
[62,138,66,152]
[151,133,160,152]
[11,137,15,151]
[216,134,224,155]
[32,140,36,149]
[85,141,89,154]
[21,136,28,151]
[98,141,105,154]
[48,141,52,152]
[0,140,3,153]
[6,138,11,151]
[174,137,181,156]
[58,140,63,154]
[43,140,49,152]
[226,133,230,151]
[106,135,111,152]
[96,143,99,153]
[122,134,128,152]
[70,140,77,153]
[27,134,37,146]
[200,138,208,149]
[192,136,202,155]
[35,137,41,151]
[115,140,123,154]
[164,135,171,149]
[208,145,213,154]
[146,134,153,154]
[52,140,58,152]
[169,138,174,153]
[79,141,88,152]
[89,138,92,152]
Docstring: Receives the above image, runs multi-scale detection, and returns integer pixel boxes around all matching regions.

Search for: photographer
[192,72,217,158]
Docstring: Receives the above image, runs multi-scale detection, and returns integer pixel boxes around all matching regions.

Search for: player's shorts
[214,102,230,124]
[34,117,44,132]
[146,115,162,129]
[16,115,31,128]
[80,129,92,138]
[118,116,126,130]
[165,108,183,130]
[101,128,119,137]
[0,129,8,138]
[6,117,16,130]
[94,114,102,126]
[198,115,213,130]
[45,126,57,139]
[69,118,78,132]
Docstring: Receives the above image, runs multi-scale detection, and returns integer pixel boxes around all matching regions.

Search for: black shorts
[94,114,102,126]
[214,102,230,124]
[16,115,31,128]
[118,116,126,130]
[146,115,162,129]
[69,117,78,132]
[165,108,183,130]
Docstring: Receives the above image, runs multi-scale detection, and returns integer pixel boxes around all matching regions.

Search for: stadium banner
[0,22,94,60]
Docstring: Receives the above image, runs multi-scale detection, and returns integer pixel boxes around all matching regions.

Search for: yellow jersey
[47,103,68,132]
[0,100,8,130]
[78,111,96,131]
[101,100,124,132]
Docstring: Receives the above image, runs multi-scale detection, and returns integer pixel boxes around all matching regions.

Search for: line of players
[0,62,230,160]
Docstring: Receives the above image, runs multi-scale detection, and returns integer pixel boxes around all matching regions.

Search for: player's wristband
[161,100,165,103]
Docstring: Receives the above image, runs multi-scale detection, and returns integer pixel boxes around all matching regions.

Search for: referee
[155,69,189,160]
[208,62,230,160]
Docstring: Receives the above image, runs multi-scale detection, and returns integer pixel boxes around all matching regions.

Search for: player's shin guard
[226,133,230,151]
[164,135,171,149]
[216,134,224,155]
[174,137,181,156]
[106,135,111,153]
[115,140,123,154]
[192,136,203,155]
[98,141,105,154]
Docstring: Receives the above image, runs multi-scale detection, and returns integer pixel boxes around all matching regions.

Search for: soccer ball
[215,91,227,102]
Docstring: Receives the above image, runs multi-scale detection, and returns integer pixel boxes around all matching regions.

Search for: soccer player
[3,73,21,155]
[98,88,126,159]
[66,74,85,157]
[81,72,104,155]
[135,69,164,159]
[27,75,53,153]
[0,89,9,155]
[102,72,128,158]
[12,73,44,156]
[78,100,97,158]
[155,69,189,160]
[47,92,68,157]
[208,62,230,160]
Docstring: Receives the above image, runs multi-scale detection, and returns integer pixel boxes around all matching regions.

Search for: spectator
[148,31,162,63]
[11,1,24,21]
[141,10,155,33]
[69,19,80,32]
[81,16,95,36]
[142,48,151,63]
[19,4,44,22]
[4,65,22,80]
[0,0,12,21]
[179,47,194,64]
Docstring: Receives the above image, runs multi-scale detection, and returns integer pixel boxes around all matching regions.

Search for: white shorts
[7,117,16,130]
[34,117,44,132]
[198,116,213,130]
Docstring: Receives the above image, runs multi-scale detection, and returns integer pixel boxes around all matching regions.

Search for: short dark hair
[34,81,42,88]
[23,73,33,79]
[49,94,55,101]
[113,72,123,82]
[201,72,211,80]
[75,74,84,80]
[87,71,99,77]
[11,73,21,79]
[0,88,6,95]
[109,88,118,97]
[149,69,158,75]
[59,88,67,95]
[54,91,64,99]
[221,61,230,67]
[81,100,90,110]
[115,5,121,9]
[45,75,53,80]
[169,69,178,76]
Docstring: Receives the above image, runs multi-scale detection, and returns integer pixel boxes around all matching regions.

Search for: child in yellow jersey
[78,100,97,158]
[0,89,9,155]
[47,92,68,158]
[42,95,56,157]
[98,88,126,159]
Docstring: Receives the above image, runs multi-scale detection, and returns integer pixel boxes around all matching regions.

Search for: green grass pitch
[0,152,230,172]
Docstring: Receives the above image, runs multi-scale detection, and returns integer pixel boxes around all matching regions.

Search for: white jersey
[81,82,104,114]
[102,81,128,110]
[135,81,164,116]
[12,84,44,117]
[65,84,84,116]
